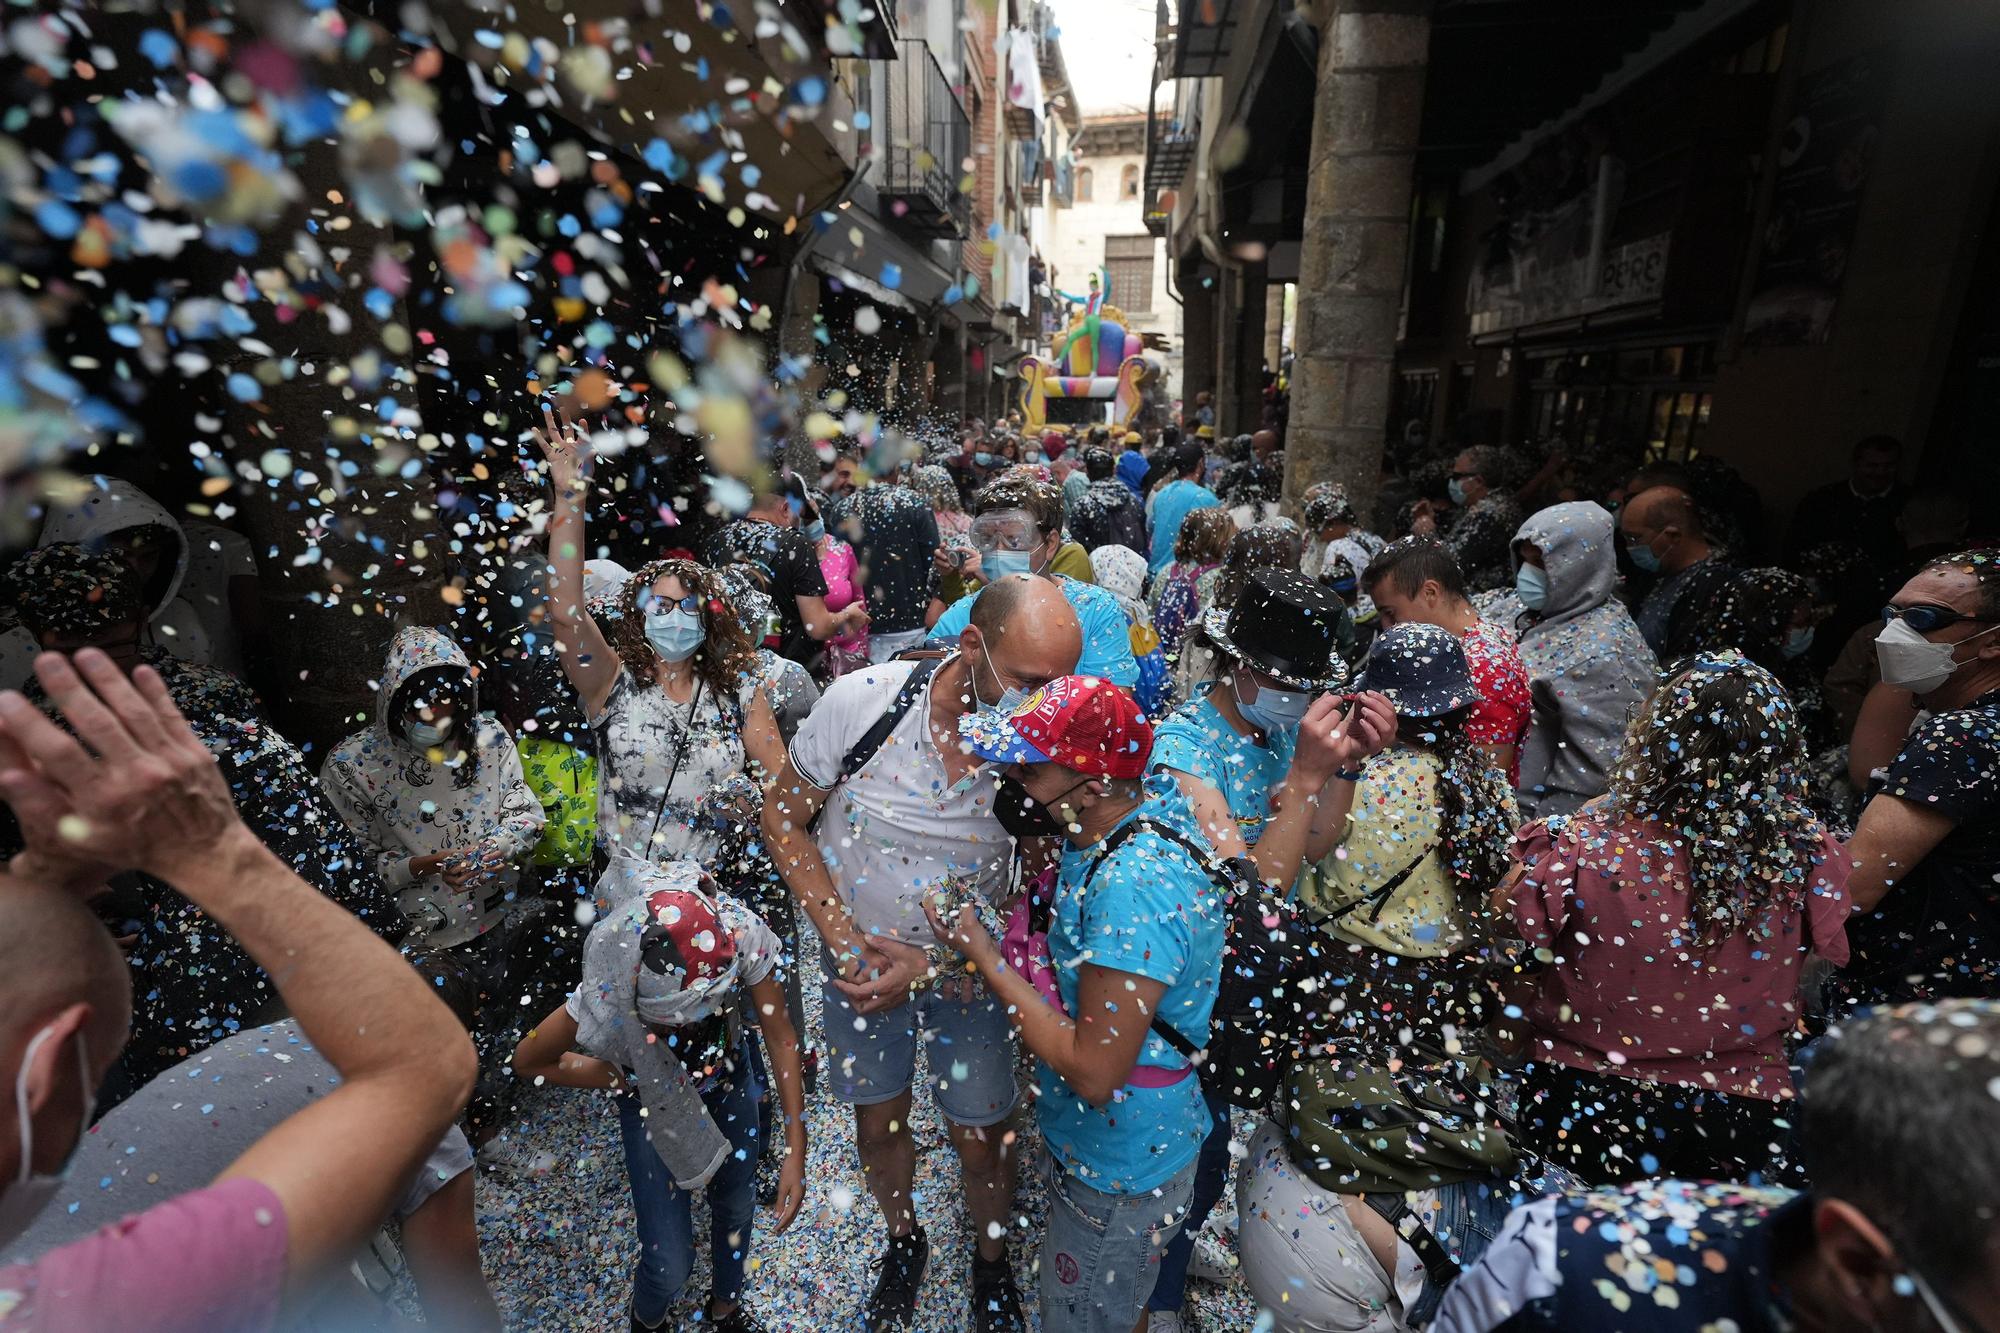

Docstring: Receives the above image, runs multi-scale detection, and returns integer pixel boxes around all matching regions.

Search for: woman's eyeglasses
[1883,603,1993,634]
[643,593,703,615]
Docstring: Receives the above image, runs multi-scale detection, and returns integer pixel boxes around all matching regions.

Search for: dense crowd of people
[0,399,1997,1333]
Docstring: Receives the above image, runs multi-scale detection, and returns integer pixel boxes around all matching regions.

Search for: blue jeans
[616,1047,763,1324]
[1040,1154,1195,1333]
[1148,1085,1231,1313]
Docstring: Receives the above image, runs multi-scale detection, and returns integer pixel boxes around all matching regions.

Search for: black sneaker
[702,1299,766,1332]
[862,1227,930,1330]
[969,1252,1026,1333]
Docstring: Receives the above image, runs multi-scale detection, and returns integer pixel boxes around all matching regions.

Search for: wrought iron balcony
[880,38,972,238]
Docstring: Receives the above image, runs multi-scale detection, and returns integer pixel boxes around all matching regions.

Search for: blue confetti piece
[34,199,81,239]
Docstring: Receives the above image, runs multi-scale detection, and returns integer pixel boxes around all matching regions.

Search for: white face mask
[0,1026,94,1246]
[1876,617,1997,696]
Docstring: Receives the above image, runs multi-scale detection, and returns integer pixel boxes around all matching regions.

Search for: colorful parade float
[1017,268,1164,431]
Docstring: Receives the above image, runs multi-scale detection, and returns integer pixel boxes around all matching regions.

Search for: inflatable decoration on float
[1018,266,1161,431]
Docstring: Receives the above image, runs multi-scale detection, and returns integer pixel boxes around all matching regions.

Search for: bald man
[1621,485,1731,658]
[763,574,1081,1332]
[0,649,476,1328]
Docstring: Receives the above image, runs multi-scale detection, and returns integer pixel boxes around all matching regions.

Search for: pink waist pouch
[1001,869,1192,1091]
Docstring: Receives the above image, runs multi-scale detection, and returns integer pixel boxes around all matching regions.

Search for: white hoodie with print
[322,626,546,948]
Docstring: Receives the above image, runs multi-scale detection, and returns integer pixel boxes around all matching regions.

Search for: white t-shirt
[788,658,1011,946]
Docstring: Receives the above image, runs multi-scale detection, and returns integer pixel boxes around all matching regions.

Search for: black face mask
[994,774,1082,840]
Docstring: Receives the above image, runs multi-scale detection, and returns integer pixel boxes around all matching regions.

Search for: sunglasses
[1882,603,1994,634]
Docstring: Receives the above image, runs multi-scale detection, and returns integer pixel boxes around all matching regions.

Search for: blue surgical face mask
[1516,564,1551,610]
[1627,538,1663,574]
[804,519,826,544]
[974,451,997,468]
[1233,672,1311,735]
[645,607,705,662]
[1447,477,1468,507]
[974,647,1027,717]
[406,718,454,748]
[1782,625,1815,660]
[983,550,1032,581]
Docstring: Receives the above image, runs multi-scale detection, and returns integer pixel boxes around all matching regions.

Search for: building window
[1104,235,1153,314]
[1075,168,1093,202]
[1120,164,1140,199]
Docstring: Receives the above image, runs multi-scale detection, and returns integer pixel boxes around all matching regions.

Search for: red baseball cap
[959,675,1153,779]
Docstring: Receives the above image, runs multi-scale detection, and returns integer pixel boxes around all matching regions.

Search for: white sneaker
[1148,1310,1194,1333]
[1186,1233,1238,1286]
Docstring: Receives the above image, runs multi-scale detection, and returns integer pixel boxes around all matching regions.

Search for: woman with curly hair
[531,405,786,902]
[1498,651,1852,1186]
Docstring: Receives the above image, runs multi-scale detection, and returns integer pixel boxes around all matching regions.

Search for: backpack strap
[807,658,943,833]
[1320,842,1438,925]
[837,657,943,784]
[1363,1192,1463,1288]
[1078,816,1237,1066]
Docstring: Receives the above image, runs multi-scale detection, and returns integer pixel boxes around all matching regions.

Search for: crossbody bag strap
[1321,841,1439,924]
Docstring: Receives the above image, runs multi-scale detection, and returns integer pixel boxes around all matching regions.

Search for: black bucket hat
[1202,568,1349,692]
[1352,622,1477,717]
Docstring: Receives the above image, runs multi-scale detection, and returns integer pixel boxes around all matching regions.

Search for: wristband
[1333,768,1364,783]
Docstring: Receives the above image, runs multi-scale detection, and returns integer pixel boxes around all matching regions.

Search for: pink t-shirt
[1461,619,1532,785]
[1509,815,1850,1099]
[818,538,867,654]
[0,1179,287,1330]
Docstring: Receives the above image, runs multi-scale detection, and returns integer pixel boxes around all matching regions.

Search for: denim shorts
[819,953,1019,1128]
[1038,1153,1195,1333]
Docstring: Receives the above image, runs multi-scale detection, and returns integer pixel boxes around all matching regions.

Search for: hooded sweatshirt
[322,627,546,949]
[0,478,214,689]
[1476,502,1657,818]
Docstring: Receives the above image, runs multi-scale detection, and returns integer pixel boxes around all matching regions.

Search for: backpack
[1072,815,1336,1111]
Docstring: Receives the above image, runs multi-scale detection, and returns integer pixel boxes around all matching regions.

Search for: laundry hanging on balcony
[1003,27,1044,122]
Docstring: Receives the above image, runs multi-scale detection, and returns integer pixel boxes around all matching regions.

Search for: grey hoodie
[1476,502,1657,818]
[0,477,214,689]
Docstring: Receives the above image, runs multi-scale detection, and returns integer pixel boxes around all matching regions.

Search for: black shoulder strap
[1080,816,1231,896]
[1320,842,1438,924]
[1364,1192,1463,1287]
[1078,816,1233,1065]
[837,657,942,784]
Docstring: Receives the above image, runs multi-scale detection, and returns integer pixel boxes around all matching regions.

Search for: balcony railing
[1143,85,1199,235]
[881,39,972,239]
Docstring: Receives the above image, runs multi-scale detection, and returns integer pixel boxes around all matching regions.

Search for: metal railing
[881,38,972,237]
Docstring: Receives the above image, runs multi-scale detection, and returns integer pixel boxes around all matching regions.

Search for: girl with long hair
[1497,651,1851,1185]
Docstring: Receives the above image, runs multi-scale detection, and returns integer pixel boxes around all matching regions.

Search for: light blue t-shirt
[927,574,1139,687]
[1150,685,1297,849]
[1148,479,1222,573]
[1038,775,1225,1196]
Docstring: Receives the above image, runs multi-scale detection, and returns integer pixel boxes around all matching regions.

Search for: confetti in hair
[1604,650,1828,947]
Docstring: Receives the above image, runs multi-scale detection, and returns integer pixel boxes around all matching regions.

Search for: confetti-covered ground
[471,951,1265,1331]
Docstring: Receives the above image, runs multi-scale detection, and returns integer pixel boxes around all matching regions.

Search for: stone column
[1177,266,1218,417]
[1282,0,1431,520]
[1218,258,1268,437]
[1264,282,1287,371]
